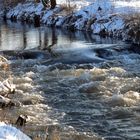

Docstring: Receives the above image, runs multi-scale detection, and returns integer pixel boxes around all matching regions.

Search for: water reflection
[0,20,121,51]
[0,21,129,64]
[41,28,58,57]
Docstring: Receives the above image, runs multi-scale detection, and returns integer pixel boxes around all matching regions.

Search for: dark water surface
[0,21,140,140]
[0,21,126,64]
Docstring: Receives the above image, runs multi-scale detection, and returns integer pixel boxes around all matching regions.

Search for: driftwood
[0,95,15,108]
[0,55,8,62]
[0,79,15,97]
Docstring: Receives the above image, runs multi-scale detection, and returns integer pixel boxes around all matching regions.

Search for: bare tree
[41,0,56,9]
[50,0,56,9]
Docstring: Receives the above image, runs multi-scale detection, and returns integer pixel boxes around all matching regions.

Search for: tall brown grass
[123,13,140,44]
[60,4,76,15]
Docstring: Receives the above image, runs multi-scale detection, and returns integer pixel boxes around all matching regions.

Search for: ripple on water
[0,45,140,139]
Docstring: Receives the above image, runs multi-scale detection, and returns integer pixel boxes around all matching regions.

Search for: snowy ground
[0,122,31,140]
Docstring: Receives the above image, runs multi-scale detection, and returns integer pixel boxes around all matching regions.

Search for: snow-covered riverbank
[4,0,140,44]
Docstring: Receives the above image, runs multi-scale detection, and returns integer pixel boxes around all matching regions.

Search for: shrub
[123,13,140,44]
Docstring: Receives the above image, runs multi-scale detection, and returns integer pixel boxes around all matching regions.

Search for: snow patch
[0,122,31,140]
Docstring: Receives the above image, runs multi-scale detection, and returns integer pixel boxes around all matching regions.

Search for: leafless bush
[124,13,140,27]
[123,13,140,44]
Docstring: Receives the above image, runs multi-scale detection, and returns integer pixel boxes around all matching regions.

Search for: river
[0,21,140,140]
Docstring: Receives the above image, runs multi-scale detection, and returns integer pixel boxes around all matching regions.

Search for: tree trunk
[50,0,56,9]
[35,0,40,3]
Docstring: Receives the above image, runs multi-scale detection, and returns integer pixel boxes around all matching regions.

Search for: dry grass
[124,13,140,27]
[123,12,140,44]
[60,3,76,14]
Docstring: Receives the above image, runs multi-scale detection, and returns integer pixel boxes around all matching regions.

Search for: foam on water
[0,22,140,139]
[1,52,140,139]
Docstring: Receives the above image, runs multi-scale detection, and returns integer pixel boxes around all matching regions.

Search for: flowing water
[0,21,140,140]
